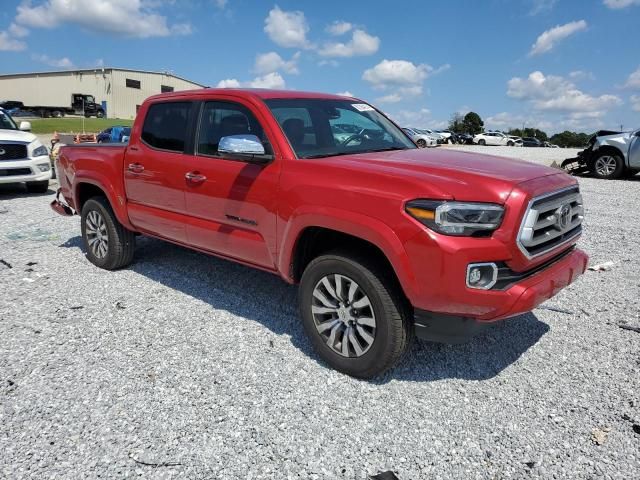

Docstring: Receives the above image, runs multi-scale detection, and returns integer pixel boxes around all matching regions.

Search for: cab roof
[146,88,358,103]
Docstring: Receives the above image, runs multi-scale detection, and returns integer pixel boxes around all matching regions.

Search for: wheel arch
[74,179,134,229]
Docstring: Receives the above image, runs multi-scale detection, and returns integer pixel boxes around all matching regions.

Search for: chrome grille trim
[517,185,584,259]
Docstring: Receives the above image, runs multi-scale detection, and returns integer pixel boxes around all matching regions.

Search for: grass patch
[29,118,134,134]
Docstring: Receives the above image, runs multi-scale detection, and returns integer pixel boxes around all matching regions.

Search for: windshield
[0,110,18,130]
[264,98,415,159]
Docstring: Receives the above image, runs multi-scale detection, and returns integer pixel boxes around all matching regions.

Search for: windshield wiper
[367,146,410,153]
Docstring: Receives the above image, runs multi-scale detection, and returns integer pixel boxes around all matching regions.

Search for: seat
[282,118,305,148]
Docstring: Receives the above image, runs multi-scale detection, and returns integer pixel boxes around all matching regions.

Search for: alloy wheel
[311,274,376,358]
[595,156,618,177]
[85,210,109,259]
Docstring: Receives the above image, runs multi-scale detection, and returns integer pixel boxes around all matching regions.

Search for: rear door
[124,101,194,243]
[180,99,280,269]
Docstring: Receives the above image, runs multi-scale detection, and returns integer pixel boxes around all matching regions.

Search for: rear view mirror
[19,121,32,132]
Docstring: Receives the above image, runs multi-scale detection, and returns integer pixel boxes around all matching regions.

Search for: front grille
[0,143,28,161]
[518,186,583,258]
[0,168,32,177]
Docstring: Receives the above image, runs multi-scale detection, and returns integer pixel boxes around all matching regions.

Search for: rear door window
[141,102,191,152]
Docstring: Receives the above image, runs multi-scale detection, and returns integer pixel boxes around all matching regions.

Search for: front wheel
[416,139,427,148]
[298,251,412,379]
[478,139,486,146]
[81,197,135,270]
[507,141,514,146]
[96,110,105,118]
[593,153,624,180]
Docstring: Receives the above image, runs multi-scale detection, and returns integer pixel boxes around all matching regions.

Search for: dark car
[455,133,474,145]
[522,137,542,147]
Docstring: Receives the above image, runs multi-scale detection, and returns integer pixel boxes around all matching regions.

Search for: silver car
[403,127,438,148]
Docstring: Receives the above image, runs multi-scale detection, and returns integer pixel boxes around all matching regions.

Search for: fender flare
[278,206,419,302]
[73,171,135,230]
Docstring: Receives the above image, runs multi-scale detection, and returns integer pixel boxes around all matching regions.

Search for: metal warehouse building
[0,67,205,119]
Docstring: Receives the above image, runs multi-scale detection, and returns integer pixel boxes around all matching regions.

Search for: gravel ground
[443,144,582,167]
[1,161,639,478]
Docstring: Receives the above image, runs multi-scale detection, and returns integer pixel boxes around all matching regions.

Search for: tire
[96,110,105,119]
[81,197,135,270]
[416,139,427,148]
[507,141,514,146]
[26,181,49,193]
[298,250,412,379]
[592,152,624,180]
[52,110,62,118]
[478,139,486,146]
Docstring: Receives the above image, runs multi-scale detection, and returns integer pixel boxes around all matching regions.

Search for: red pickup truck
[52,89,588,378]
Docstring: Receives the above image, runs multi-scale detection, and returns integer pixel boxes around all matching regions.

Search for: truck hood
[0,128,37,144]
[328,148,565,203]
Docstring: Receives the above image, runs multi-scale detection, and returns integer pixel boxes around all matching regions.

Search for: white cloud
[216,72,286,90]
[15,0,191,38]
[254,51,300,75]
[529,20,587,56]
[318,29,379,57]
[507,71,622,115]
[214,0,228,9]
[389,108,432,127]
[326,20,352,36]
[630,95,640,112]
[363,59,430,88]
[529,0,558,15]
[335,91,354,97]
[569,70,594,80]
[264,6,311,49]
[8,23,29,37]
[247,72,285,89]
[624,66,640,89]
[376,93,403,104]
[603,0,640,8]
[216,78,242,88]
[0,32,26,51]
[32,53,76,69]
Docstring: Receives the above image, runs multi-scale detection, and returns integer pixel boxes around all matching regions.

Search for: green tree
[462,112,484,135]
[508,128,549,141]
[549,131,592,148]
[448,112,465,133]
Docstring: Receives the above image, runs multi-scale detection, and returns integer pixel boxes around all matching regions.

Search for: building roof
[0,67,205,87]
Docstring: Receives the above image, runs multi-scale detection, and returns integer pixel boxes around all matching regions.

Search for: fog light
[466,263,498,290]
[37,163,50,172]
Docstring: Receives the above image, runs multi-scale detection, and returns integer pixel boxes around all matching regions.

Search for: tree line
[447,111,594,148]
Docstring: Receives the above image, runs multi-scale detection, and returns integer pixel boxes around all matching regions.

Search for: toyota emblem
[556,204,571,231]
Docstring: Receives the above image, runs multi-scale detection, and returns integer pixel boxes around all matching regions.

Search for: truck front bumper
[0,155,52,184]
[414,247,589,343]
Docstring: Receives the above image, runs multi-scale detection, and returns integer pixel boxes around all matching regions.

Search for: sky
[1,0,639,134]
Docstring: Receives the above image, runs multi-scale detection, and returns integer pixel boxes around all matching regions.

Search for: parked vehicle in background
[522,137,542,147]
[455,133,474,145]
[435,130,454,144]
[403,127,437,147]
[1,94,105,118]
[473,131,517,146]
[421,128,445,144]
[543,141,559,148]
[52,88,588,378]
[562,128,640,179]
[97,126,132,143]
[0,108,52,192]
[509,136,524,147]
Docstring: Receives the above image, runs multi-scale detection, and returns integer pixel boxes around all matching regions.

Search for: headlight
[406,200,504,236]
[32,145,49,157]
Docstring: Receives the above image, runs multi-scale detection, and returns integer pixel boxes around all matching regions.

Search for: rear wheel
[593,153,624,180]
[26,181,49,193]
[416,139,427,148]
[96,110,105,119]
[478,139,486,146]
[81,197,135,270]
[299,251,412,379]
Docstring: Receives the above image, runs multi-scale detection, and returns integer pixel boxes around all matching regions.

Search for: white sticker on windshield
[352,103,374,112]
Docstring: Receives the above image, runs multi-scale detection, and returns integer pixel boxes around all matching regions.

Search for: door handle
[185,171,207,184]
[127,163,144,174]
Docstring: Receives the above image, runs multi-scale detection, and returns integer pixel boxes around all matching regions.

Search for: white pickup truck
[0,108,51,193]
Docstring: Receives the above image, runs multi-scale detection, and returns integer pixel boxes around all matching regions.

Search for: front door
[181,100,280,269]
[124,101,193,243]
[629,130,640,169]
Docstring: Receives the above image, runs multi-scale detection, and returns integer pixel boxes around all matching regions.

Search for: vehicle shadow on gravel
[0,184,56,198]
[62,235,550,383]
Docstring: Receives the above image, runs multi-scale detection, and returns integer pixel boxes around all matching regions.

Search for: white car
[435,130,454,143]
[0,108,52,193]
[473,131,519,146]
[403,127,438,147]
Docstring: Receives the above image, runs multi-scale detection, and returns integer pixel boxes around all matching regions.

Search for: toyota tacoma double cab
[52,89,588,378]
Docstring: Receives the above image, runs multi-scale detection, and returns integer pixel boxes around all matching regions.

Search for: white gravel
[443,144,582,168]
[1,161,639,478]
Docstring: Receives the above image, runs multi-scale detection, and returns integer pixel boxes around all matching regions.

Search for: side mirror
[19,121,32,132]
[218,134,272,164]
